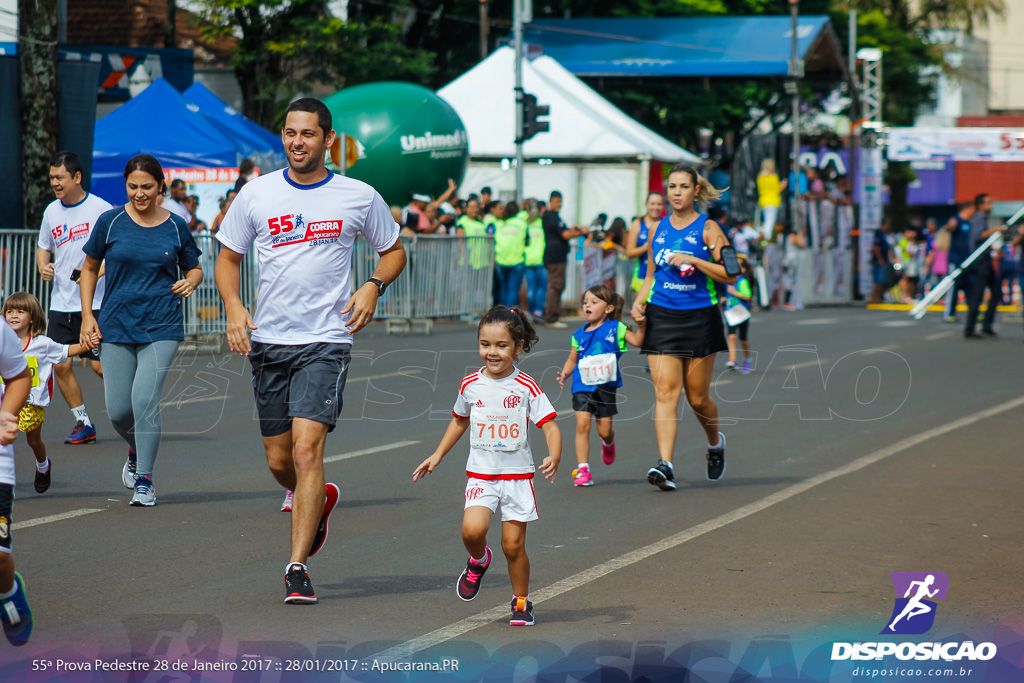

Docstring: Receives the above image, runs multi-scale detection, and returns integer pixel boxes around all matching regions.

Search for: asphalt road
[2,307,1022,682]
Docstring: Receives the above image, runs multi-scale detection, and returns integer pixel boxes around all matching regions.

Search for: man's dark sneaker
[456,547,491,602]
[1,572,33,646]
[647,460,676,490]
[964,331,982,339]
[308,482,340,558]
[64,421,96,444]
[284,563,317,604]
[509,596,534,626]
[981,329,998,337]
[707,432,726,481]
[34,462,51,494]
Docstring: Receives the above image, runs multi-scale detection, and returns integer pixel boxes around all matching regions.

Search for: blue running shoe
[65,421,96,444]
[1,573,33,646]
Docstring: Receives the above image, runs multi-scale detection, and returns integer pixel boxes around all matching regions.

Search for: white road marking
[878,320,916,327]
[861,344,899,353]
[13,509,104,531]
[373,393,1024,660]
[793,318,837,325]
[160,395,231,407]
[324,441,421,464]
[924,331,954,341]
[347,369,425,383]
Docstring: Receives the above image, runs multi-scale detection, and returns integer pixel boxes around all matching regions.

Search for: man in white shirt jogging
[163,179,193,227]
[36,151,111,445]
[215,97,407,605]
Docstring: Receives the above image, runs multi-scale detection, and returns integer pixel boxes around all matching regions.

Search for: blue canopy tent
[184,82,286,170]
[92,77,237,205]
[522,16,848,79]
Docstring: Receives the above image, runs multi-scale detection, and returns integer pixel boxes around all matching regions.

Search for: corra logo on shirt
[269,214,343,248]
[504,395,522,409]
[684,233,698,245]
[52,222,90,247]
[475,399,485,408]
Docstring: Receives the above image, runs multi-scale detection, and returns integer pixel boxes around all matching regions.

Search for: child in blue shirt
[725,256,754,374]
[557,285,645,486]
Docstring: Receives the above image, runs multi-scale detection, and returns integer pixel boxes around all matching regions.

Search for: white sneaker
[121,456,137,489]
[130,477,156,506]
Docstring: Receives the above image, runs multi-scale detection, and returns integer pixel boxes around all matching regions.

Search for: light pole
[788,0,803,241]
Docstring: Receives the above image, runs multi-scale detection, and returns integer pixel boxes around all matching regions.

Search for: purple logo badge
[881,571,949,635]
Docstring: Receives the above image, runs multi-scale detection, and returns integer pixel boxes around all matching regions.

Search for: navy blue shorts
[572,386,618,418]
[47,310,101,361]
[249,342,351,437]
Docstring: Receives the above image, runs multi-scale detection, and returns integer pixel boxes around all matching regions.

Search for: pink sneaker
[601,440,616,465]
[572,467,594,487]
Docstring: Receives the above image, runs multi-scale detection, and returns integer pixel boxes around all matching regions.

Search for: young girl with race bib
[2,293,96,494]
[724,256,754,374]
[556,285,645,487]
[413,306,561,627]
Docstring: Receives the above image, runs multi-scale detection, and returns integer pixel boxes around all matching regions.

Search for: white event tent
[438,46,700,225]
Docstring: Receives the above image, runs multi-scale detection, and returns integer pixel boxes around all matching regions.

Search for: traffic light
[519,92,549,142]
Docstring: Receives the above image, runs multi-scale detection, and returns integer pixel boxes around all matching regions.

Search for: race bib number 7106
[469,404,527,451]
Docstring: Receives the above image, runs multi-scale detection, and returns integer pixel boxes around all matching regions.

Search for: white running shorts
[464,477,538,522]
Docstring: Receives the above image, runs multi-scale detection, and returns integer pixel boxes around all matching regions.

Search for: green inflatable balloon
[323,82,469,206]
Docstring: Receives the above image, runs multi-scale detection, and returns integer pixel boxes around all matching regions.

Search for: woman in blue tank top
[630,164,737,492]
[626,192,665,291]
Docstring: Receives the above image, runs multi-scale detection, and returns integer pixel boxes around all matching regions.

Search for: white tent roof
[438,47,700,163]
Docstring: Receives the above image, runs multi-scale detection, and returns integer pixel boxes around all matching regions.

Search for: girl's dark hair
[608,217,627,246]
[503,201,520,220]
[646,191,665,202]
[478,306,539,354]
[488,200,503,216]
[2,292,46,336]
[123,154,166,194]
[583,285,624,321]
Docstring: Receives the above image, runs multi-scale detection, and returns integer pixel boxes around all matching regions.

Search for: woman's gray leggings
[101,341,179,479]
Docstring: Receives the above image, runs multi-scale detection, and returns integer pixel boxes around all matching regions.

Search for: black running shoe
[34,462,51,494]
[706,433,726,481]
[510,596,534,626]
[647,460,676,490]
[456,547,491,602]
[284,564,317,604]
[308,482,340,558]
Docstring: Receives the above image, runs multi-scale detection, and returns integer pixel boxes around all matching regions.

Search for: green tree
[832,0,1003,227]
[19,0,58,230]
[193,0,433,129]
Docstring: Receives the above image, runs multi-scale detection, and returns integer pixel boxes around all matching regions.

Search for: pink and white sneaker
[572,467,594,487]
[601,440,616,465]
[281,490,293,512]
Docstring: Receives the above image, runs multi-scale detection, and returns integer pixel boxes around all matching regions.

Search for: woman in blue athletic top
[626,192,665,292]
[630,164,736,492]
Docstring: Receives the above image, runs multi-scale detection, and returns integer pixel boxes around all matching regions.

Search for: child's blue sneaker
[1,572,33,646]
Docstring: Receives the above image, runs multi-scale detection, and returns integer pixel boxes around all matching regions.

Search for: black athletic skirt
[641,303,728,358]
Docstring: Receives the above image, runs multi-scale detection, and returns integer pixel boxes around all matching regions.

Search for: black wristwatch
[366,277,387,295]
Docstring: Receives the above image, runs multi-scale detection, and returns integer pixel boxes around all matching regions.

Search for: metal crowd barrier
[182,233,260,339]
[0,230,52,312]
[4,228,651,338]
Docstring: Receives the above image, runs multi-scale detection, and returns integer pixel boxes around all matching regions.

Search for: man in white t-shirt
[35,151,111,445]
[215,97,407,605]
[164,179,194,228]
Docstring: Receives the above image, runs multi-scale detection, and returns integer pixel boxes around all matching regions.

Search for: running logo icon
[882,571,949,635]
